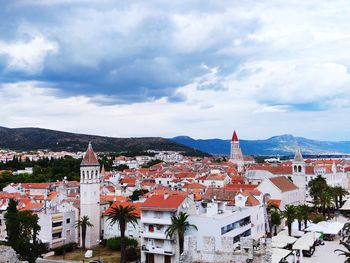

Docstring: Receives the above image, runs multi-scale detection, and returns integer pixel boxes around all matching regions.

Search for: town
[1,131,350,263]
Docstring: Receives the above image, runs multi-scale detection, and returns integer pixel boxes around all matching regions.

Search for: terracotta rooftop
[104,201,141,217]
[141,194,186,212]
[81,142,99,166]
[269,176,298,192]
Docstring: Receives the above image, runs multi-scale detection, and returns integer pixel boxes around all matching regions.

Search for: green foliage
[53,243,77,255]
[125,246,140,261]
[106,237,138,251]
[165,212,198,254]
[129,189,149,201]
[4,199,43,263]
[312,215,326,224]
[0,156,81,190]
[74,216,93,250]
[281,205,297,236]
[114,164,129,171]
[141,159,163,168]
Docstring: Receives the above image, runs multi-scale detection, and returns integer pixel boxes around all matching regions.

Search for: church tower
[229,130,244,172]
[292,148,306,203]
[80,142,100,248]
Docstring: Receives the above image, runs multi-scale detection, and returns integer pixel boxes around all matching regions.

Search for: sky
[1,0,350,140]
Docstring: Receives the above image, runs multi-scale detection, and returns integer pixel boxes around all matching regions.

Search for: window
[52,221,62,227]
[52,232,62,239]
[66,230,71,236]
[66,218,70,224]
[149,225,154,232]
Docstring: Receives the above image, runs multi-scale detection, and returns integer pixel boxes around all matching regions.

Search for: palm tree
[271,210,281,236]
[281,205,296,236]
[165,211,198,255]
[74,215,93,250]
[106,204,138,263]
[295,205,309,231]
[333,186,349,208]
[335,223,350,262]
[266,203,280,237]
[319,189,335,218]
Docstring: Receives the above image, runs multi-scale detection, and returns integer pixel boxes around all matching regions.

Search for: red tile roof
[81,142,99,166]
[269,176,298,192]
[232,130,239,142]
[141,194,186,212]
[268,199,282,208]
[104,201,141,217]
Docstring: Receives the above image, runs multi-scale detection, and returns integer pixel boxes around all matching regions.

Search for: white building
[80,142,101,248]
[140,193,192,263]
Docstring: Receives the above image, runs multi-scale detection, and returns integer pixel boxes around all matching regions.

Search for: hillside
[171,135,350,156]
[0,127,208,156]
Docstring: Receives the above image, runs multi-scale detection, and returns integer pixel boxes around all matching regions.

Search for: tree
[75,216,93,250]
[129,189,149,201]
[281,205,296,236]
[5,199,42,263]
[295,205,309,231]
[106,204,138,263]
[335,222,350,262]
[319,188,334,218]
[308,175,328,208]
[165,212,198,255]
[332,186,349,209]
[271,210,281,236]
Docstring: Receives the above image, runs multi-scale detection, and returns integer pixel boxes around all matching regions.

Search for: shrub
[312,215,325,224]
[106,237,138,251]
[53,242,77,255]
[125,246,140,261]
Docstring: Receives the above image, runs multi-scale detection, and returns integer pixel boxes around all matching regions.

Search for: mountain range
[171,135,350,156]
[0,127,208,156]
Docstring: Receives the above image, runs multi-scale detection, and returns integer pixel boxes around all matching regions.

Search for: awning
[272,233,297,245]
[292,232,321,250]
[272,248,292,263]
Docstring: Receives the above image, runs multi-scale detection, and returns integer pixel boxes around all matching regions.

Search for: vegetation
[5,199,45,263]
[0,126,209,156]
[0,156,81,189]
[296,205,309,231]
[335,222,350,262]
[106,204,138,263]
[281,205,297,236]
[74,216,93,250]
[129,189,149,201]
[270,210,282,236]
[165,212,198,255]
[308,175,348,218]
[53,243,77,255]
[106,237,138,251]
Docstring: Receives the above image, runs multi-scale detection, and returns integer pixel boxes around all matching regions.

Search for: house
[140,193,192,263]
[257,176,300,209]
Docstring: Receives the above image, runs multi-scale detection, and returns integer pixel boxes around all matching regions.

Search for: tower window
[298,166,302,173]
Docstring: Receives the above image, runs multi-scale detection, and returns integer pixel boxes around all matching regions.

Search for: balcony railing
[141,245,174,255]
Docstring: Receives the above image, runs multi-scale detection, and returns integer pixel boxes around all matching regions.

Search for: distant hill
[0,127,208,156]
[171,135,350,156]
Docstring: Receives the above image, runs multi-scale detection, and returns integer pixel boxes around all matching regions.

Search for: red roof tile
[81,142,99,166]
[142,194,186,212]
[269,176,298,192]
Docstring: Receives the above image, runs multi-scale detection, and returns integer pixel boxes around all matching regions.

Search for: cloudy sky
[1,0,350,140]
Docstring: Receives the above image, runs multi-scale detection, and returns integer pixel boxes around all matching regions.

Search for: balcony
[142,230,173,240]
[52,226,63,234]
[141,245,175,255]
[141,217,172,225]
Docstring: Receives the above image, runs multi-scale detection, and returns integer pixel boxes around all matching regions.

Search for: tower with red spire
[80,142,101,248]
[229,130,244,171]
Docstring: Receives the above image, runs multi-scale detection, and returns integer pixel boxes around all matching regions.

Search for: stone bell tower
[80,142,100,248]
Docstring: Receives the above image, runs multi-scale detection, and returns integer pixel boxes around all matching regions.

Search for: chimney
[164,192,169,200]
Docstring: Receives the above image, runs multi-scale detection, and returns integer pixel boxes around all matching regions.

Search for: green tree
[5,199,42,263]
[106,205,138,263]
[332,186,349,209]
[129,189,148,201]
[308,175,328,208]
[165,212,198,255]
[281,205,296,236]
[74,216,93,250]
[271,210,281,236]
[319,188,334,218]
[295,205,309,231]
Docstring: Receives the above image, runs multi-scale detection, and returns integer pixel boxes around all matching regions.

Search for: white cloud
[0,36,58,74]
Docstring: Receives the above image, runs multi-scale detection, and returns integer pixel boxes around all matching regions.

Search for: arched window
[294,166,297,173]
[298,166,302,173]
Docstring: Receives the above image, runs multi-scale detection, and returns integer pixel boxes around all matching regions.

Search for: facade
[80,142,101,248]
[140,193,191,263]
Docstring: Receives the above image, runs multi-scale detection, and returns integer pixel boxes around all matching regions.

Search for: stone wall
[180,236,272,263]
[0,245,19,263]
